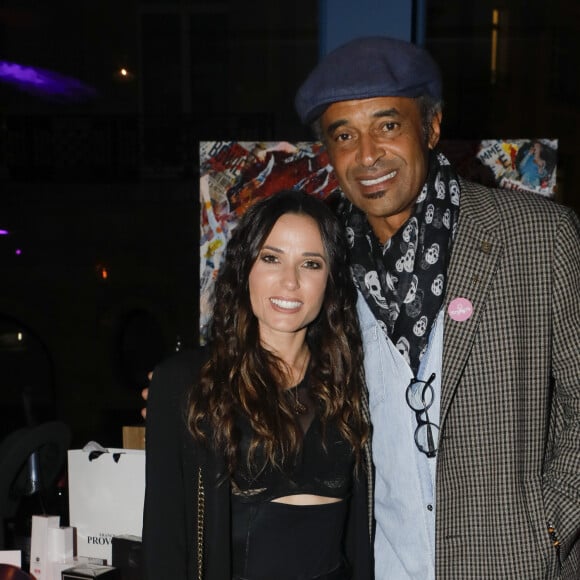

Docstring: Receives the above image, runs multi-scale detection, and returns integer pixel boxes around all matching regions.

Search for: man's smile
[359,169,397,187]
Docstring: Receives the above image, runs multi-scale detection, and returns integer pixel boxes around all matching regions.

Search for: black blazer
[142,349,374,580]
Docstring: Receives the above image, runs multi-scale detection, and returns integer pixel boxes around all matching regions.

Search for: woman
[143,190,373,580]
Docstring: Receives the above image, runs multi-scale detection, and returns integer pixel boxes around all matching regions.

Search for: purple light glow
[0,61,96,101]
[0,229,9,235]
[15,249,22,256]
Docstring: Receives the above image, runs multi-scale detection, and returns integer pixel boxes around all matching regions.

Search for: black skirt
[231,495,350,580]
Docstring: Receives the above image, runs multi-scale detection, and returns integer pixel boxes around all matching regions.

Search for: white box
[0,550,21,567]
[48,526,74,562]
[47,526,75,580]
[30,515,60,580]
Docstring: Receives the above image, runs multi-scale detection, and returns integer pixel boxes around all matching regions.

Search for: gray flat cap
[295,36,442,124]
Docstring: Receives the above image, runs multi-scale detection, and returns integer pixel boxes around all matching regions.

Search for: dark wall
[0,1,319,446]
[0,0,577,446]
[1,181,198,446]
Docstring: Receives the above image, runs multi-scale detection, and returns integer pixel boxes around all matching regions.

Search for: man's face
[321,96,441,242]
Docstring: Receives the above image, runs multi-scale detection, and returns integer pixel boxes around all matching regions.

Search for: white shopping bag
[67,446,145,563]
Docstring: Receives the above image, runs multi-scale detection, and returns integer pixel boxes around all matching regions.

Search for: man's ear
[428,111,442,150]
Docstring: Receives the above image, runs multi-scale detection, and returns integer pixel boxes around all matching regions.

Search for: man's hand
[140,371,153,419]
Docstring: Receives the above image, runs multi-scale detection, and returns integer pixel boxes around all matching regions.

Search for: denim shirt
[357,292,443,580]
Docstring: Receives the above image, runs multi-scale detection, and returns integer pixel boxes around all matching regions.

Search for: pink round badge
[447,297,474,322]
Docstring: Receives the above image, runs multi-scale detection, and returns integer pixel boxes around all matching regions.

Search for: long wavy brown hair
[188,189,368,475]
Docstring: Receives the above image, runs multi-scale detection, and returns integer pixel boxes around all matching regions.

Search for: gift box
[30,515,60,580]
[61,563,120,579]
[111,535,142,580]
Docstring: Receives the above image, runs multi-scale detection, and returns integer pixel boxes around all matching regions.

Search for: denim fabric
[357,293,443,580]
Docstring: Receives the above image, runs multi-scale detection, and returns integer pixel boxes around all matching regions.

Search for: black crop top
[231,375,354,501]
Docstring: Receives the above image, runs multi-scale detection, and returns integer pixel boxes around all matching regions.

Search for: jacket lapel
[360,386,374,540]
[440,180,503,425]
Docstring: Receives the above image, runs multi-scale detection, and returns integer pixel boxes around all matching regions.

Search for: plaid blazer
[434,179,580,579]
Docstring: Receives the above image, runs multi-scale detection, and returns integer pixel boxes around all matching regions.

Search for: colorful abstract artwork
[199,138,557,339]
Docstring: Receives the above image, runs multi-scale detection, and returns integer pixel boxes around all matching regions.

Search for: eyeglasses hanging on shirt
[406,372,439,458]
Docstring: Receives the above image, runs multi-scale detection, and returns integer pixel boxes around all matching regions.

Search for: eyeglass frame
[405,372,439,458]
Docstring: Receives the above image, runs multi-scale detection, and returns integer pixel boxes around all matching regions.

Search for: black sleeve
[345,472,375,580]
[142,349,201,580]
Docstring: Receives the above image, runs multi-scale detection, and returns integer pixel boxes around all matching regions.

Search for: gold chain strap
[196,466,205,580]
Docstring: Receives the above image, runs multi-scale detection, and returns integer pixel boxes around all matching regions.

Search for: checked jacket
[433,179,580,578]
[361,179,579,579]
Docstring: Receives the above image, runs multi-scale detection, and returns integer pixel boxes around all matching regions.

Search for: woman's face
[248,213,329,347]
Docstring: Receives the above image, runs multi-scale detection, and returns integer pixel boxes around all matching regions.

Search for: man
[294,36,580,579]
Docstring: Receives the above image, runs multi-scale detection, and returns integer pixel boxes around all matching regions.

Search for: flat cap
[295,36,442,124]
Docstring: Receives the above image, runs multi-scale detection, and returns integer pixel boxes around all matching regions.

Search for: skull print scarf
[340,149,461,374]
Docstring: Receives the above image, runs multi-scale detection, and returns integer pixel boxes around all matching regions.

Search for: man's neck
[367,209,413,244]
